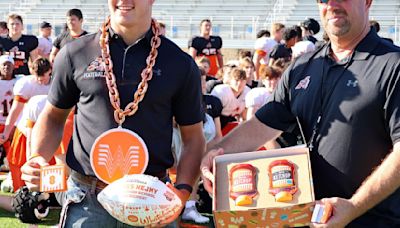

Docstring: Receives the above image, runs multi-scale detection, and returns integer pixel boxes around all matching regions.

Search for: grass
[0,207,60,228]
[0,190,60,228]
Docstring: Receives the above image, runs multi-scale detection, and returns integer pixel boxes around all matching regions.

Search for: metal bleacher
[0,0,399,48]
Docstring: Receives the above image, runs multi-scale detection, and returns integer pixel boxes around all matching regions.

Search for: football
[97,174,182,226]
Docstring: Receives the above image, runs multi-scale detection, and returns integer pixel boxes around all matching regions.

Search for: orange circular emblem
[90,128,149,184]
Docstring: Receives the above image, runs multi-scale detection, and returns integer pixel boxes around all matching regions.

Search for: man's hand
[310,197,358,228]
[151,182,190,227]
[200,148,224,194]
[20,156,49,192]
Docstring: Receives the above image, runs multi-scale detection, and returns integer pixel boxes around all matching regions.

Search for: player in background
[0,21,8,38]
[0,14,38,76]
[158,21,166,36]
[252,23,284,80]
[0,58,51,191]
[188,19,223,77]
[49,9,88,63]
[24,95,72,171]
[36,22,53,59]
[0,55,17,172]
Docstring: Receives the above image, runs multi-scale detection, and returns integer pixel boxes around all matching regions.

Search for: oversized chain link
[99,16,161,125]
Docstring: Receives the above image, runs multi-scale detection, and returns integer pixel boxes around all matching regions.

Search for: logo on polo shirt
[295,76,311,90]
[83,57,106,79]
[346,80,358,87]
[153,68,162,76]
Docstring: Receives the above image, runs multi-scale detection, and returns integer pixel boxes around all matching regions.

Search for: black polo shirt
[269,43,292,62]
[0,35,38,75]
[49,28,203,176]
[256,29,400,223]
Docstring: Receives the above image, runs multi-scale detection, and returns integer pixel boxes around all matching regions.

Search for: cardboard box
[213,146,315,227]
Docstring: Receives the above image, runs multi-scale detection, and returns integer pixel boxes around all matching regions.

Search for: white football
[97,174,182,226]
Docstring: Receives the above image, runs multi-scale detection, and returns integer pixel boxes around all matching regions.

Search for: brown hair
[271,23,285,35]
[238,50,252,59]
[0,21,7,30]
[31,57,51,76]
[200,19,211,27]
[158,22,166,29]
[8,14,23,25]
[259,65,282,80]
[229,68,247,81]
[66,8,83,20]
[239,57,254,68]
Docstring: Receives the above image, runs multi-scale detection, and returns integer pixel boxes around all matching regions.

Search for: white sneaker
[182,205,210,223]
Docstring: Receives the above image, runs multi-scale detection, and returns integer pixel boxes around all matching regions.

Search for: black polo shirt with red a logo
[48,28,203,177]
[256,29,400,223]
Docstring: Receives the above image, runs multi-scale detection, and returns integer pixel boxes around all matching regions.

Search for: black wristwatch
[174,184,193,194]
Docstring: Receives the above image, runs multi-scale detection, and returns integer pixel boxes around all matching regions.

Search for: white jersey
[292,40,316,59]
[13,75,50,127]
[0,78,17,124]
[253,37,278,65]
[17,95,47,136]
[37,36,53,57]
[211,84,250,117]
[245,87,272,109]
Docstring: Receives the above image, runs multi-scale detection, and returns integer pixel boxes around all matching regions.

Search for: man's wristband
[174,184,193,194]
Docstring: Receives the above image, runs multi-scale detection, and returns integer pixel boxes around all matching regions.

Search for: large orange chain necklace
[99,16,161,125]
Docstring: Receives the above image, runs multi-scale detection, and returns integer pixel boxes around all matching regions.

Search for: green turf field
[0,207,60,228]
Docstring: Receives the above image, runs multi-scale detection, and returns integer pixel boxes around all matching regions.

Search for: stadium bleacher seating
[0,0,399,48]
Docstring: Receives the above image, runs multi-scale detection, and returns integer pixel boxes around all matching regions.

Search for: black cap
[301,18,320,35]
[40,21,52,29]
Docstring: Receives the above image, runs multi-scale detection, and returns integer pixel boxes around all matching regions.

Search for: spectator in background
[0,55,17,171]
[245,64,282,120]
[300,18,320,44]
[0,14,38,76]
[253,22,285,80]
[50,8,88,63]
[196,56,216,81]
[37,22,52,59]
[269,26,297,66]
[0,21,8,38]
[175,66,223,224]
[211,68,250,128]
[188,19,223,77]
[0,58,52,192]
[369,20,380,33]
[198,67,223,145]
[206,64,237,94]
[238,49,252,61]
[158,21,166,36]
[256,29,270,39]
[239,56,257,88]
[292,25,316,59]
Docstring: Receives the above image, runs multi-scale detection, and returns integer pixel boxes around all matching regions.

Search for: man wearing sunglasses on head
[201,0,400,227]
